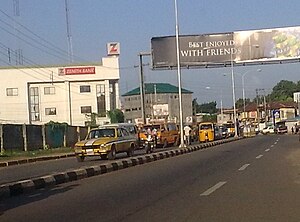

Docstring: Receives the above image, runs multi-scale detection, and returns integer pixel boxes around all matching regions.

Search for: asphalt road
[0,147,173,185]
[1,135,300,222]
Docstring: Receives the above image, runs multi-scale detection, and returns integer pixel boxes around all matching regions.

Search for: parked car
[74,125,137,162]
[275,125,288,134]
[275,121,288,134]
[262,126,275,134]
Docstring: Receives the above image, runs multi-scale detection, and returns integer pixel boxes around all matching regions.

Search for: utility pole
[65,0,74,63]
[256,89,260,124]
[138,52,150,125]
[13,0,23,65]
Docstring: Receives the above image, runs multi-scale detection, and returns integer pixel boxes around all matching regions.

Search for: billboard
[153,104,169,116]
[151,26,300,69]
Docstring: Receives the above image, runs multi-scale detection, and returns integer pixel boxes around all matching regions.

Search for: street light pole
[230,53,238,137]
[174,0,184,147]
[241,68,262,116]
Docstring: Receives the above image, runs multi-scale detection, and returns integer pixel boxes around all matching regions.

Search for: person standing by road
[184,125,192,146]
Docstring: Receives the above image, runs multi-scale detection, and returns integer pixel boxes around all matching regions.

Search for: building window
[96,84,106,114]
[30,87,40,121]
[81,106,92,114]
[44,87,55,95]
[109,81,116,110]
[80,85,91,93]
[45,108,56,115]
[6,88,18,96]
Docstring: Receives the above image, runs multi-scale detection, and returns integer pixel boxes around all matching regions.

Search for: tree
[197,101,217,114]
[268,80,297,102]
[107,109,124,123]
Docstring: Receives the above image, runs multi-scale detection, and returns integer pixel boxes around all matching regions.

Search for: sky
[1,0,300,108]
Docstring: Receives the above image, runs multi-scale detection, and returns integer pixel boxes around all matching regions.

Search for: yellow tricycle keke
[199,122,215,143]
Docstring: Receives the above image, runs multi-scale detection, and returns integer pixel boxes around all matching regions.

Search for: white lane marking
[265,149,270,152]
[270,145,274,148]
[256,154,263,159]
[274,141,278,145]
[238,164,250,171]
[200,181,227,196]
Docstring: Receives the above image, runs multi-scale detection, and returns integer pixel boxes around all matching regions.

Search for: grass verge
[0,147,73,161]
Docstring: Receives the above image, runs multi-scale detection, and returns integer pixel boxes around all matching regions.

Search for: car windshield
[200,124,213,130]
[141,125,160,132]
[87,128,115,139]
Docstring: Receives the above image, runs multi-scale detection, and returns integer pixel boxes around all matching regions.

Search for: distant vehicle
[262,126,275,134]
[199,122,215,142]
[139,122,179,148]
[218,125,228,139]
[224,122,235,137]
[214,125,223,140]
[275,121,288,134]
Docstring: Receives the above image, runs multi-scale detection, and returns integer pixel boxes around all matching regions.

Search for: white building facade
[0,56,120,126]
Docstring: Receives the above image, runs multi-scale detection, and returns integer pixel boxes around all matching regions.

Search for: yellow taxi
[74,125,137,162]
[139,122,179,148]
[199,122,215,143]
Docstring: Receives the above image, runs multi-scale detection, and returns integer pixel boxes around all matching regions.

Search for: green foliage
[268,80,297,102]
[107,109,124,123]
[85,113,99,127]
[194,100,217,114]
[202,114,217,122]
[45,121,68,132]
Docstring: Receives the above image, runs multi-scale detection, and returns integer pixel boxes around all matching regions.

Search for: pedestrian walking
[184,125,192,146]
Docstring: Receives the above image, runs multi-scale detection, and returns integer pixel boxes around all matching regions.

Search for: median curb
[0,137,240,201]
[0,153,76,168]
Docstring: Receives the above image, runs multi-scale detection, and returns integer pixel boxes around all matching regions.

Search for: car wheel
[108,146,116,160]
[76,155,85,162]
[100,154,108,160]
[127,145,134,157]
[175,137,180,146]
[163,139,168,148]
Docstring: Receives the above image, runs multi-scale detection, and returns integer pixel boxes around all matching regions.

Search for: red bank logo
[107,42,120,55]
[58,67,96,75]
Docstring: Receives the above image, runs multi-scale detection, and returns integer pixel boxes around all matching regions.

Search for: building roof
[0,62,103,70]
[122,83,193,96]
[244,101,298,112]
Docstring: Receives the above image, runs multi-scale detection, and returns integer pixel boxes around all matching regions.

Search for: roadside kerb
[0,137,241,200]
[0,153,76,168]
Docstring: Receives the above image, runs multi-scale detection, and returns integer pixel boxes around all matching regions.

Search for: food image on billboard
[151,26,300,69]
[234,26,300,63]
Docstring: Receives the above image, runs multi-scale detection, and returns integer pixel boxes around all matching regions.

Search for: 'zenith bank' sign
[59,67,96,75]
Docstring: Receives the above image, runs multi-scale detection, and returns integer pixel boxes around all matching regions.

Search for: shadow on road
[0,184,79,215]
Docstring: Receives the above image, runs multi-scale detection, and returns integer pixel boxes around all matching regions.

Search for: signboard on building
[151,26,300,69]
[273,110,281,123]
[107,42,120,56]
[153,104,169,116]
[59,67,96,75]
